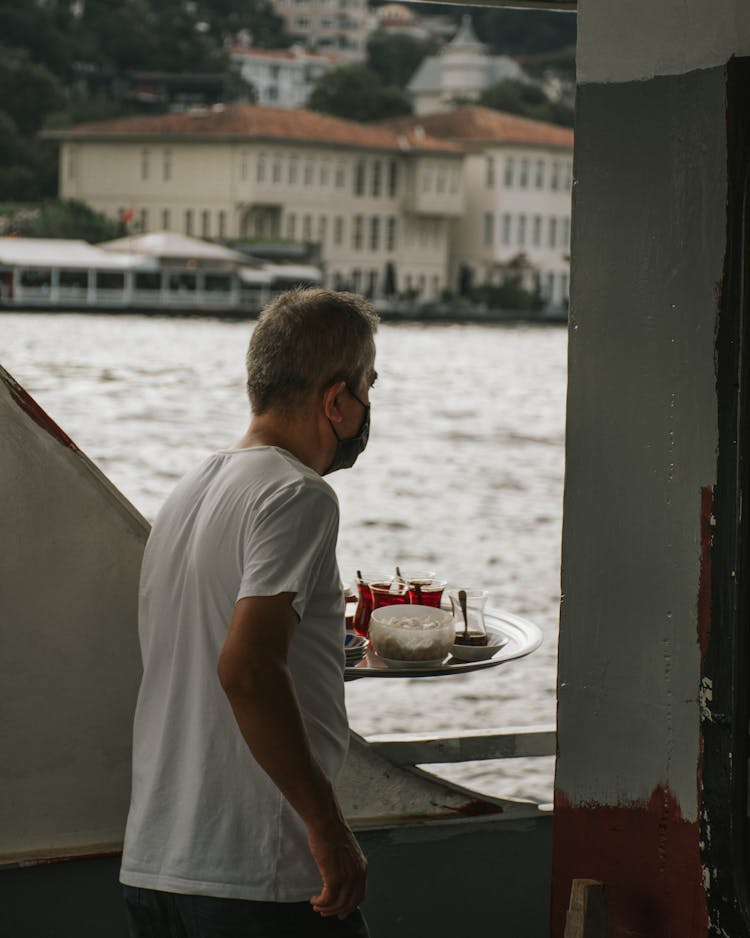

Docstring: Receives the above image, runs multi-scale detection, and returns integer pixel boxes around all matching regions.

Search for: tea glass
[449,589,490,644]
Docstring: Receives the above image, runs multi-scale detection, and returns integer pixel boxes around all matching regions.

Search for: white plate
[450,625,509,662]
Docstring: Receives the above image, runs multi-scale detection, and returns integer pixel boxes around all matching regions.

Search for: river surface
[3,312,567,804]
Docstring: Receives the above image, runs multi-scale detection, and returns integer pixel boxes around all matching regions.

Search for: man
[120,288,378,937]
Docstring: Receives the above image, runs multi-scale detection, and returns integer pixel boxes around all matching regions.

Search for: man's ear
[322,381,347,425]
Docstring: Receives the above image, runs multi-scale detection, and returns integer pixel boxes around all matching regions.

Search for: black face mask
[324,387,370,474]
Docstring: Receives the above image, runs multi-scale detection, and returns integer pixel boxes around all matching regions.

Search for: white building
[387,106,574,308]
[50,104,466,301]
[270,0,369,60]
[408,15,527,116]
[229,44,338,109]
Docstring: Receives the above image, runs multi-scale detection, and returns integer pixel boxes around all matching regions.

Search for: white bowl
[450,626,508,662]
[369,604,454,663]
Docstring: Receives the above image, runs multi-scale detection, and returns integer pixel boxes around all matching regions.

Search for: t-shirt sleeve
[236,481,339,621]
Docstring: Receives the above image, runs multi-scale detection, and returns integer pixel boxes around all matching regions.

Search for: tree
[9,200,125,242]
[472,9,576,56]
[366,31,438,89]
[478,79,574,128]
[308,65,412,123]
[0,44,64,136]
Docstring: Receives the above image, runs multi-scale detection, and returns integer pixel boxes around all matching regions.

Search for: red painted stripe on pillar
[551,785,707,938]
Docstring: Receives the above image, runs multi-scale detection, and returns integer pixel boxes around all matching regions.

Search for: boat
[3,0,748,934]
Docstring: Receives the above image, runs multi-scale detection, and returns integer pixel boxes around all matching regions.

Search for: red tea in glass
[353,574,396,636]
[407,579,447,608]
[371,581,410,611]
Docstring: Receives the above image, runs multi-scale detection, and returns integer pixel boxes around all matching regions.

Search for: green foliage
[308,65,412,123]
[518,45,576,81]
[9,199,125,241]
[478,80,574,128]
[0,44,64,136]
[470,278,542,311]
[472,9,576,56]
[366,31,438,89]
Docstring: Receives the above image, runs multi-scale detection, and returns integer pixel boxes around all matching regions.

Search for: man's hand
[308,819,367,919]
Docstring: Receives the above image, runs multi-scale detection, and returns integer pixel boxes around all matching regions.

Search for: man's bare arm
[217,594,366,919]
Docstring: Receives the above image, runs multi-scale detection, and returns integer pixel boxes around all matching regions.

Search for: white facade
[271,0,369,60]
[229,45,337,109]
[409,15,527,116]
[460,146,572,308]
[58,134,464,302]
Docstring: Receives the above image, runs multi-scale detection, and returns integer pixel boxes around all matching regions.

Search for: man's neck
[233,413,329,475]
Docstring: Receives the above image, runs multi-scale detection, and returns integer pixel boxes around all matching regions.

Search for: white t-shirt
[120,446,348,901]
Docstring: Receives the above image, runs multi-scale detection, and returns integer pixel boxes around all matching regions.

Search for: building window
[483,212,493,247]
[388,159,398,197]
[551,161,561,191]
[163,149,172,181]
[302,214,312,240]
[272,155,282,183]
[386,216,397,251]
[532,214,542,246]
[353,215,364,250]
[366,270,377,298]
[369,216,380,251]
[501,213,512,245]
[422,167,433,193]
[518,214,527,246]
[318,215,328,243]
[535,159,545,189]
[546,271,555,302]
[162,208,171,230]
[139,208,148,232]
[450,167,459,194]
[334,216,344,245]
[485,156,495,188]
[257,152,267,183]
[67,146,77,180]
[141,148,150,181]
[218,211,226,238]
[304,157,315,186]
[520,158,530,189]
[286,214,297,240]
[320,160,330,186]
[185,210,193,236]
[562,215,571,246]
[504,157,515,187]
[240,150,248,182]
[561,272,569,302]
[288,155,298,185]
[335,160,346,188]
[371,160,382,197]
[436,168,446,194]
[548,216,558,247]
[354,160,366,196]
[201,210,210,237]
[352,269,361,291]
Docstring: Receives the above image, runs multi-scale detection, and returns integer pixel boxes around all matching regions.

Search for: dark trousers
[123,885,369,938]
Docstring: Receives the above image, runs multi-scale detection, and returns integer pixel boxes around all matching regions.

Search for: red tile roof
[50,104,466,155]
[382,106,574,149]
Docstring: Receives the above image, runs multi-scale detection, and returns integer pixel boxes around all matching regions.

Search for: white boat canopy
[0,238,154,270]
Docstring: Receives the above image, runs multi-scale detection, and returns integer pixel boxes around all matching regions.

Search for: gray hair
[246,288,378,414]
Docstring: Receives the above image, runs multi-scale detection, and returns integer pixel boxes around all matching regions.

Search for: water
[2,312,567,804]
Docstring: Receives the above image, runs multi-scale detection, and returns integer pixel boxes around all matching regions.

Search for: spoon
[458,589,469,637]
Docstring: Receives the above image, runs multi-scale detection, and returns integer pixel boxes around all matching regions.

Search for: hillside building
[228,44,338,110]
[408,16,527,116]
[270,0,368,60]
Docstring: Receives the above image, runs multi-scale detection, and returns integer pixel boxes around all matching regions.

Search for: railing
[366,724,556,766]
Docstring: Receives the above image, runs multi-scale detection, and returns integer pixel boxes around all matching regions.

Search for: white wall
[577,0,750,84]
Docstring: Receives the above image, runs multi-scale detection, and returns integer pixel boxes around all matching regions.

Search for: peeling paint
[552,785,707,938]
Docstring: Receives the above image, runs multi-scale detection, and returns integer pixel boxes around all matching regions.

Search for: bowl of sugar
[368,604,454,667]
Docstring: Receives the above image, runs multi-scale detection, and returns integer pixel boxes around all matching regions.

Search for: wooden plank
[366,725,556,765]
[564,880,606,938]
